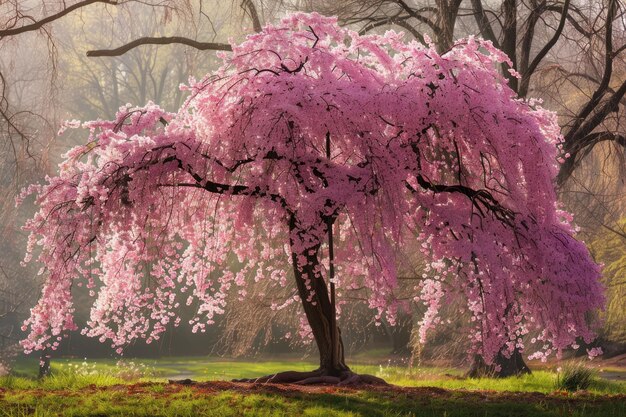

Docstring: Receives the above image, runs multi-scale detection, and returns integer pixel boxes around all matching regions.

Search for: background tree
[590,220,626,348]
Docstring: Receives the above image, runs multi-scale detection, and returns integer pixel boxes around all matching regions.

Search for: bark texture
[467,349,531,378]
[289,216,348,376]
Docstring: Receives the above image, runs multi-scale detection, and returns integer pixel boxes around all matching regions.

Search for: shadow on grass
[229,387,626,417]
[3,381,625,417]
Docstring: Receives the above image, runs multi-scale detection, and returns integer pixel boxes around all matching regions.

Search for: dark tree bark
[232,215,389,385]
[289,216,348,376]
[467,349,531,378]
[433,0,462,53]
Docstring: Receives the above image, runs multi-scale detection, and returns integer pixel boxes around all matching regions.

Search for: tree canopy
[20,13,603,370]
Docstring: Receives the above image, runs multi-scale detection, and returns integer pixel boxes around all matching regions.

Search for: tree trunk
[289,217,349,376]
[230,217,386,385]
[467,349,531,378]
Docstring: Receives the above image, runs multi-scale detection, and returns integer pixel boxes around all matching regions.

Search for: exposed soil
[1,380,624,406]
[157,380,624,405]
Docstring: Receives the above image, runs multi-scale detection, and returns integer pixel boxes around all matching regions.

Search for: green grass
[555,363,595,392]
[5,356,626,393]
[10,357,320,381]
[1,357,624,416]
[0,382,624,417]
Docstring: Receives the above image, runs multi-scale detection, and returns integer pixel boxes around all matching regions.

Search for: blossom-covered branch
[20,14,603,370]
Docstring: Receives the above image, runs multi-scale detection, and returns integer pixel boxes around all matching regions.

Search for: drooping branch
[407,174,516,227]
[87,37,232,57]
[0,0,119,37]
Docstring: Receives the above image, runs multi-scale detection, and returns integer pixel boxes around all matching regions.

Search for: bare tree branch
[564,0,617,140]
[394,0,439,35]
[241,0,262,33]
[519,0,571,97]
[558,131,626,185]
[359,14,425,43]
[87,36,232,57]
[0,0,119,37]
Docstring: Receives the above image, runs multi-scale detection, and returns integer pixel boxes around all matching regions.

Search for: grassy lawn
[1,356,624,416]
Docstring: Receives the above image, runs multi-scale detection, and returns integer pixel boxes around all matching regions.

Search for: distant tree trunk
[467,349,531,378]
[390,311,413,355]
[289,217,349,376]
[434,0,462,53]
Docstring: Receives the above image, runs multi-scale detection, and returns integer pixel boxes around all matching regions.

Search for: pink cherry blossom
[20,13,603,364]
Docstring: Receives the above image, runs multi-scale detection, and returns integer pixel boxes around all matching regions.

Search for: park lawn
[1,357,625,416]
[8,356,626,394]
[0,379,625,417]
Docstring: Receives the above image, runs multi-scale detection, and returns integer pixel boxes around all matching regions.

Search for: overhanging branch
[406,175,516,227]
[87,36,232,57]
[0,0,118,37]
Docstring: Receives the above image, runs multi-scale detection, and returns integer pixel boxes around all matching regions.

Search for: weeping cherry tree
[19,13,603,384]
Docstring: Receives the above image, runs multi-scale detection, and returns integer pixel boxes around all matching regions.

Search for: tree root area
[169,370,387,386]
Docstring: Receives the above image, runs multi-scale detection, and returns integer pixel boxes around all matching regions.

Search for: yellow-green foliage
[591,220,626,344]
